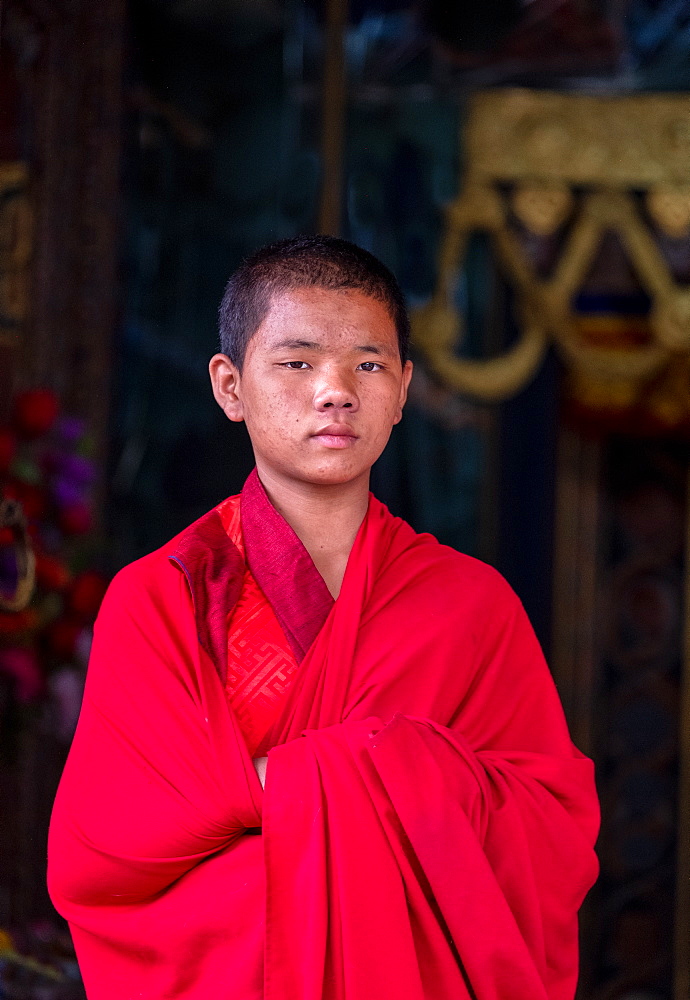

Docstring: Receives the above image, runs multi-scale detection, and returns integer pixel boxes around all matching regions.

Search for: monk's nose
[313,372,359,411]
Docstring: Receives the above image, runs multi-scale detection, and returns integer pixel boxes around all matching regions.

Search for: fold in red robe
[48,471,599,1000]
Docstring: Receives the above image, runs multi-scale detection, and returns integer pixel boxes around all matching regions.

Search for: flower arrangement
[0,389,108,742]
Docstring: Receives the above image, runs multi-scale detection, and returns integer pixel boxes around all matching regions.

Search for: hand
[253,756,268,789]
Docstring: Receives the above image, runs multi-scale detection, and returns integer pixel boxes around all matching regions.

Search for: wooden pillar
[27,0,125,483]
[550,427,602,756]
[0,0,126,924]
[318,0,347,235]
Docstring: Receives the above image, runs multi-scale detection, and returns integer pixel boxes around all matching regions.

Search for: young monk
[48,236,599,1000]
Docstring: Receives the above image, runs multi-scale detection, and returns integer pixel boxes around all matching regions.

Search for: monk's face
[212,286,413,490]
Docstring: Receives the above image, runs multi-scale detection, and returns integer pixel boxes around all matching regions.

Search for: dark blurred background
[1,0,689,996]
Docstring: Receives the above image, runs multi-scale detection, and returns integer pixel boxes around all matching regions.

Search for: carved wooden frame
[412,89,690,404]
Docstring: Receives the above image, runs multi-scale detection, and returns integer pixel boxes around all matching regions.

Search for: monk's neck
[257,469,369,599]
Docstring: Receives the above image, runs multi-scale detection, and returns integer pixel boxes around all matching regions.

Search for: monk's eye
[281,361,310,370]
[358,361,382,372]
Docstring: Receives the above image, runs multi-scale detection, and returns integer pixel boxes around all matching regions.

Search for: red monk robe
[217,476,333,757]
[48,470,599,1000]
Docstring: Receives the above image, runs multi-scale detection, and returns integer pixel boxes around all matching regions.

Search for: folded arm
[263,712,599,1000]
[261,572,600,1000]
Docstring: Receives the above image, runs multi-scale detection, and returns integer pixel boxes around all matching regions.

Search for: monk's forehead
[254,286,399,352]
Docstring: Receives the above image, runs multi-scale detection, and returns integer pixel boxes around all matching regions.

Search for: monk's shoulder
[108,542,176,591]
[375,501,514,608]
[441,544,511,592]
[392,527,520,620]
[97,543,183,633]
[98,496,240,621]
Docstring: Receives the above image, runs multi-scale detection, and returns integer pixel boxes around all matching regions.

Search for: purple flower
[61,454,96,485]
[56,417,86,444]
[53,476,84,509]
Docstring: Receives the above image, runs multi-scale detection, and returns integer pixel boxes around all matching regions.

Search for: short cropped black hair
[218,235,410,369]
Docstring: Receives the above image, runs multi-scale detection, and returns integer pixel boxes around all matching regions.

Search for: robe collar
[240,469,334,664]
[169,469,333,683]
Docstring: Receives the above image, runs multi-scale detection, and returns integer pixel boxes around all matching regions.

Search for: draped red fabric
[48,479,599,1000]
[218,493,304,756]
[218,480,333,755]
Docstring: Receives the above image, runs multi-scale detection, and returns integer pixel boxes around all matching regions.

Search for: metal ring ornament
[0,496,36,613]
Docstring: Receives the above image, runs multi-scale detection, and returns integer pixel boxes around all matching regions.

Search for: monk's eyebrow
[269,338,397,358]
[357,343,397,358]
[270,339,322,351]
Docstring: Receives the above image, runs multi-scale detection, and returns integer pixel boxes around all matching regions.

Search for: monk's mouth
[312,427,358,448]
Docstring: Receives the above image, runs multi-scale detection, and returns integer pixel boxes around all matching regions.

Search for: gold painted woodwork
[0,163,32,349]
[412,90,690,406]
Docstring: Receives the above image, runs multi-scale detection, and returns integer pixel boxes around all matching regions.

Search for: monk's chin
[295,462,373,488]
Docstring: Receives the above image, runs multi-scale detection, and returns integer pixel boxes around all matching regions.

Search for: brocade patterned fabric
[218,494,299,756]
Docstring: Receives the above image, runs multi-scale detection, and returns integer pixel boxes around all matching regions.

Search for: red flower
[12,388,60,440]
[0,426,16,473]
[44,618,82,661]
[35,553,72,593]
[58,502,92,536]
[3,480,47,521]
[0,648,43,702]
[68,571,108,621]
[0,608,39,635]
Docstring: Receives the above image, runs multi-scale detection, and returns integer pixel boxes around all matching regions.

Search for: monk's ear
[393,360,414,424]
[209,354,244,423]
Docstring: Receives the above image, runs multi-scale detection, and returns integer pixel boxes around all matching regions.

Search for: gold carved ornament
[412,90,690,405]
